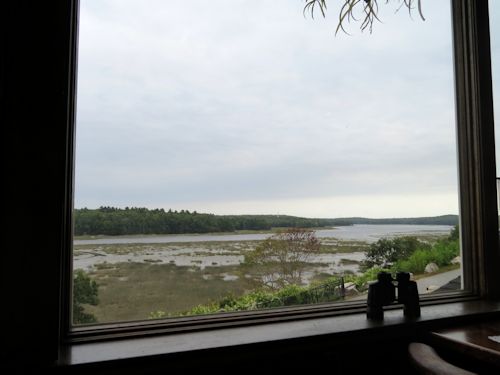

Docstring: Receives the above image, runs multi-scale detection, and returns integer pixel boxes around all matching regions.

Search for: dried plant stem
[304,0,425,34]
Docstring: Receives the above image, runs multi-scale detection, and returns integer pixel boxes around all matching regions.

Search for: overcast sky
[74,0,498,218]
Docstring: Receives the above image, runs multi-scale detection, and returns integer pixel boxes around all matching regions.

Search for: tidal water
[74,224,453,245]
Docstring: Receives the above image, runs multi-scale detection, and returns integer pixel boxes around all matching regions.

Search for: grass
[84,262,260,323]
[74,240,260,255]
[309,271,352,284]
[319,239,369,254]
[77,237,364,323]
[74,238,369,258]
[76,234,453,323]
[74,226,340,241]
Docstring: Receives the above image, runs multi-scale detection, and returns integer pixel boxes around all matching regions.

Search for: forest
[74,207,458,236]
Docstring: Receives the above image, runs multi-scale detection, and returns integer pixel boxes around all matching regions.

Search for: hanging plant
[303,0,425,34]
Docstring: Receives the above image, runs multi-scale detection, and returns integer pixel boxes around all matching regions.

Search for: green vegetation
[319,239,370,253]
[150,278,345,319]
[392,239,459,274]
[84,263,260,322]
[364,226,460,275]
[148,267,387,318]
[363,236,430,269]
[73,270,99,324]
[74,206,458,236]
[149,227,460,318]
[73,235,372,323]
[74,207,344,236]
[337,215,458,226]
[74,226,458,324]
[345,266,390,290]
[449,224,459,241]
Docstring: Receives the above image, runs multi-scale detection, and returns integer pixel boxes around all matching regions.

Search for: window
[451,0,499,298]
[2,1,498,369]
[491,0,500,215]
[72,0,470,327]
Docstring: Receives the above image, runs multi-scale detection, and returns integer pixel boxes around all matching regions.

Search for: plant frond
[303,0,425,35]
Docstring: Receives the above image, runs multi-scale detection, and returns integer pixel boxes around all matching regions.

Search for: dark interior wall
[2,1,73,371]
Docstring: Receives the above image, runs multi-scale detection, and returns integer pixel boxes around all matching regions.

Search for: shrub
[346,266,391,290]
[392,239,459,274]
[73,270,99,324]
[363,236,429,268]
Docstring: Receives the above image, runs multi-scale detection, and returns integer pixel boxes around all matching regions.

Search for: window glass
[73,0,461,325]
[490,0,500,214]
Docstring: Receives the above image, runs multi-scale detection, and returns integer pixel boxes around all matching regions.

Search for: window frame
[451,0,500,298]
[60,0,499,344]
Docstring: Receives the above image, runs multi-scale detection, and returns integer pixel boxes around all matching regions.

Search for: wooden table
[429,319,500,369]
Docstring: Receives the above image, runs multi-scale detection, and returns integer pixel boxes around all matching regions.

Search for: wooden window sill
[57,300,500,369]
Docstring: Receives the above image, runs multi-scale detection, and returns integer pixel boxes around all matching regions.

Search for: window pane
[490,0,500,217]
[73,0,461,325]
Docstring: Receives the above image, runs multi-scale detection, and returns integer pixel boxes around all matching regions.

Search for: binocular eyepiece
[367,271,420,320]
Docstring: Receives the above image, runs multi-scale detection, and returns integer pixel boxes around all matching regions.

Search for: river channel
[74,224,453,245]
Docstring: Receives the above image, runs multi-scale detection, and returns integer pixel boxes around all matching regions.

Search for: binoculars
[367,271,420,320]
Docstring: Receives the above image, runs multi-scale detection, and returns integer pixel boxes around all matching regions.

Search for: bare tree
[244,228,321,289]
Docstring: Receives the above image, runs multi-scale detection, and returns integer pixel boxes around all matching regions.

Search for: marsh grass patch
[85,262,260,322]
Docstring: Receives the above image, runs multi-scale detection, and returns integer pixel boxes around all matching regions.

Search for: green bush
[345,266,391,290]
[363,236,429,269]
[165,278,344,317]
[73,270,99,324]
[392,239,459,274]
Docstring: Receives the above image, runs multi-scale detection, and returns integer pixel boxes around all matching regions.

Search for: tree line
[74,207,345,236]
[74,207,459,236]
[335,215,458,226]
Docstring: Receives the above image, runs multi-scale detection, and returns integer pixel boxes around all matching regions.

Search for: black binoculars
[367,271,420,320]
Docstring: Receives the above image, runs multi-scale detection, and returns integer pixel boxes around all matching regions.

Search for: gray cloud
[75,0,465,217]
